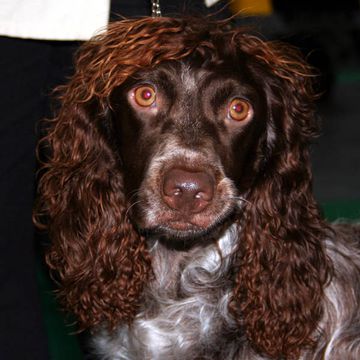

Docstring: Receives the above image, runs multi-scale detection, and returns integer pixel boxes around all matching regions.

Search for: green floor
[37,262,84,360]
[38,200,360,360]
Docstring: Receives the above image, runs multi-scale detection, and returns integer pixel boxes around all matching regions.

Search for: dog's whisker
[229,196,253,205]
[125,199,143,219]
[126,189,142,202]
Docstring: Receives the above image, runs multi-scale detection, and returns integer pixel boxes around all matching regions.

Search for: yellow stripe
[230,0,273,16]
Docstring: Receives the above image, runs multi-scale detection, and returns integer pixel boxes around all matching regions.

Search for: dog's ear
[34,16,217,330]
[230,35,332,358]
[34,58,151,331]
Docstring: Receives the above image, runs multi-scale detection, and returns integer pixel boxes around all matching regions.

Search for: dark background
[233,0,360,205]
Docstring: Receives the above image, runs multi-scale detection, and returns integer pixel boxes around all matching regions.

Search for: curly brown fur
[35,17,360,359]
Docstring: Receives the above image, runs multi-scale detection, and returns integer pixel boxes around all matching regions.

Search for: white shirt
[0,0,110,41]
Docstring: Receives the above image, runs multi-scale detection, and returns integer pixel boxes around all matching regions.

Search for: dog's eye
[228,99,251,122]
[134,85,156,107]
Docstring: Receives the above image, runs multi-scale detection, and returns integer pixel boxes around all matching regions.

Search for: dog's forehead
[126,59,260,105]
[145,60,251,92]
[176,61,242,84]
[179,63,198,92]
[177,61,259,101]
[145,61,210,84]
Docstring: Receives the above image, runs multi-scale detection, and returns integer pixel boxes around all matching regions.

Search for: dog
[35,17,360,359]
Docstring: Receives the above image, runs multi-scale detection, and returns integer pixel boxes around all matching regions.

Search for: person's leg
[0,36,52,359]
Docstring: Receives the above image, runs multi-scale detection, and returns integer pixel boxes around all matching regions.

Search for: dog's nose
[162,168,214,214]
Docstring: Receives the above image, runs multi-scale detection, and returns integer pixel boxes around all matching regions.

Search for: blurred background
[39,1,360,358]
[231,0,360,216]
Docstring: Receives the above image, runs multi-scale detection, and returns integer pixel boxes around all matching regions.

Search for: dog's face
[110,58,268,241]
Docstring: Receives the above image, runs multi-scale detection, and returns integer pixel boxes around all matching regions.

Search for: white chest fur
[93,226,241,360]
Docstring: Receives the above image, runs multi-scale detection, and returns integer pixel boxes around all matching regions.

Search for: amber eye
[134,85,156,107]
[228,98,251,122]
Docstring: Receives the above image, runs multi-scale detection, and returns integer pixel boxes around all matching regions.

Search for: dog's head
[111,57,267,242]
[36,17,331,359]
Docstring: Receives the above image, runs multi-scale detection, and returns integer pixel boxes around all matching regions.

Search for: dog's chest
[95,231,240,359]
[131,240,234,358]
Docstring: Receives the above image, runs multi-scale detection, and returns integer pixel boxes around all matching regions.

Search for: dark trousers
[0,36,79,359]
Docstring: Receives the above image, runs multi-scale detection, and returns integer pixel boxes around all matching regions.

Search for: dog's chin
[148,223,214,240]
[138,210,236,250]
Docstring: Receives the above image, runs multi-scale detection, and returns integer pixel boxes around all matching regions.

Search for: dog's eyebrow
[210,84,234,109]
[204,78,254,108]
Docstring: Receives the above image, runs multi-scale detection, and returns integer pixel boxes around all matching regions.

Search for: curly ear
[34,17,204,331]
[230,36,332,359]
[35,87,151,330]
[33,16,231,332]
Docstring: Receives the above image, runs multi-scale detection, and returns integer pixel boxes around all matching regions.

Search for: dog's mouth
[139,206,237,244]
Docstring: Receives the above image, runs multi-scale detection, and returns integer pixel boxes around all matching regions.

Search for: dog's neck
[145,224,239,300]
